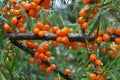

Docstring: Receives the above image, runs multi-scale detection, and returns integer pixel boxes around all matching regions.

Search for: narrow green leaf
[14,62,27,77]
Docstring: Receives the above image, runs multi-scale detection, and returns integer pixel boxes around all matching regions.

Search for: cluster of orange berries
[88,71,107,80]
[89,53,102,67]
[88,53,109,80]
[3,0,51,33]
[28,40,57,73]
[95,27,120,44]
[77,0,100,29]
[33,22,50,37]
[50,27,79,50]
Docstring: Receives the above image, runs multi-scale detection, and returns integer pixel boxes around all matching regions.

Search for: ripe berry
[29,58,35,64]
[64,69,71,74]
[115,38,120,44]
[79,10,87,17]
[94,59,102,66]
[96,37,103,44]
[36,22,43,30]
[81,22,88,29]
[39,64,46,70]
[103,34,110,42]
[106,27,115,35]
[77,17,86,25]
[46,67,52,73]
[50,64,57,70]
[115,28,120,36]
[89,53,97,62]
[88,73,97,80]
[33,28,40,35]
[108,50,116,58]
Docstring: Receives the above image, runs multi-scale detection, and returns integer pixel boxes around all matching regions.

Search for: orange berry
[81,22,88,29]
[84,0,90,5]
[94,7,99,13]
[96,36,103,44]
[8,27,13,32]
[61,27,69,36]
[33,43,39,49]
[88,73,97,80]
[28,9,36,17]
[34,52,39,58]
[56,30,61,36]
[19,27,26,33]
[56,37,62,43]
[24,3,31,10]
[36,5,41,11]
[50,64,57,70]
[115,38,120,44]
[43,24,50,31]
[17,22,23,28]
[19,17,26,23]
[37,47,45,53]
[106,27,115,35]
[52,26,60,33]
[61,37,69,44]
[39,64,46,70]
[33,28,40,35]
[11,17,18,25]
[89,44,95,50]
[79,42,87,48]
[71,42,78,50]
[46,67,52,73]
[38,54,44,60]
[54,77,59,80]
[38,31,45,37]
[94,59,102,66]
[77,17,86,25]
[51,41,58,47]
[26,41,33,48]
[64,69,71,74]
[30,2,36,9]
[108,50,116,58]
[43,56,48,61]
[36,22,43,30]
[29,58,35,64]
[103,34,110,42]
[79,10,87,17]
[2,6,8,13]
[3,23,10,31]
[100,47,106,53]
[89,13,96,19]
[115,28,120,36]
[96,75,104,80]
[10,0,16,5]
[37,58,42,64]
[33,0,40,4]
[94,30,103,36]
[87,64,92,68]
[45,51,52,57]
[43,43,50,50]
[13,10,22,15]
[89,53,97,62]
[15,4,20,9]
[110,44,118,51]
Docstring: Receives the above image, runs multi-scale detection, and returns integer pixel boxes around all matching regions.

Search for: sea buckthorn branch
[7,32,120,42]
[10,40,72,80]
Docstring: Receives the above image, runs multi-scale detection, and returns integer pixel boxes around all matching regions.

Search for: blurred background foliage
[0,0,120,80]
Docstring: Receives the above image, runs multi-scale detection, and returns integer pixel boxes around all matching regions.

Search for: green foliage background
[0,0,120,80]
